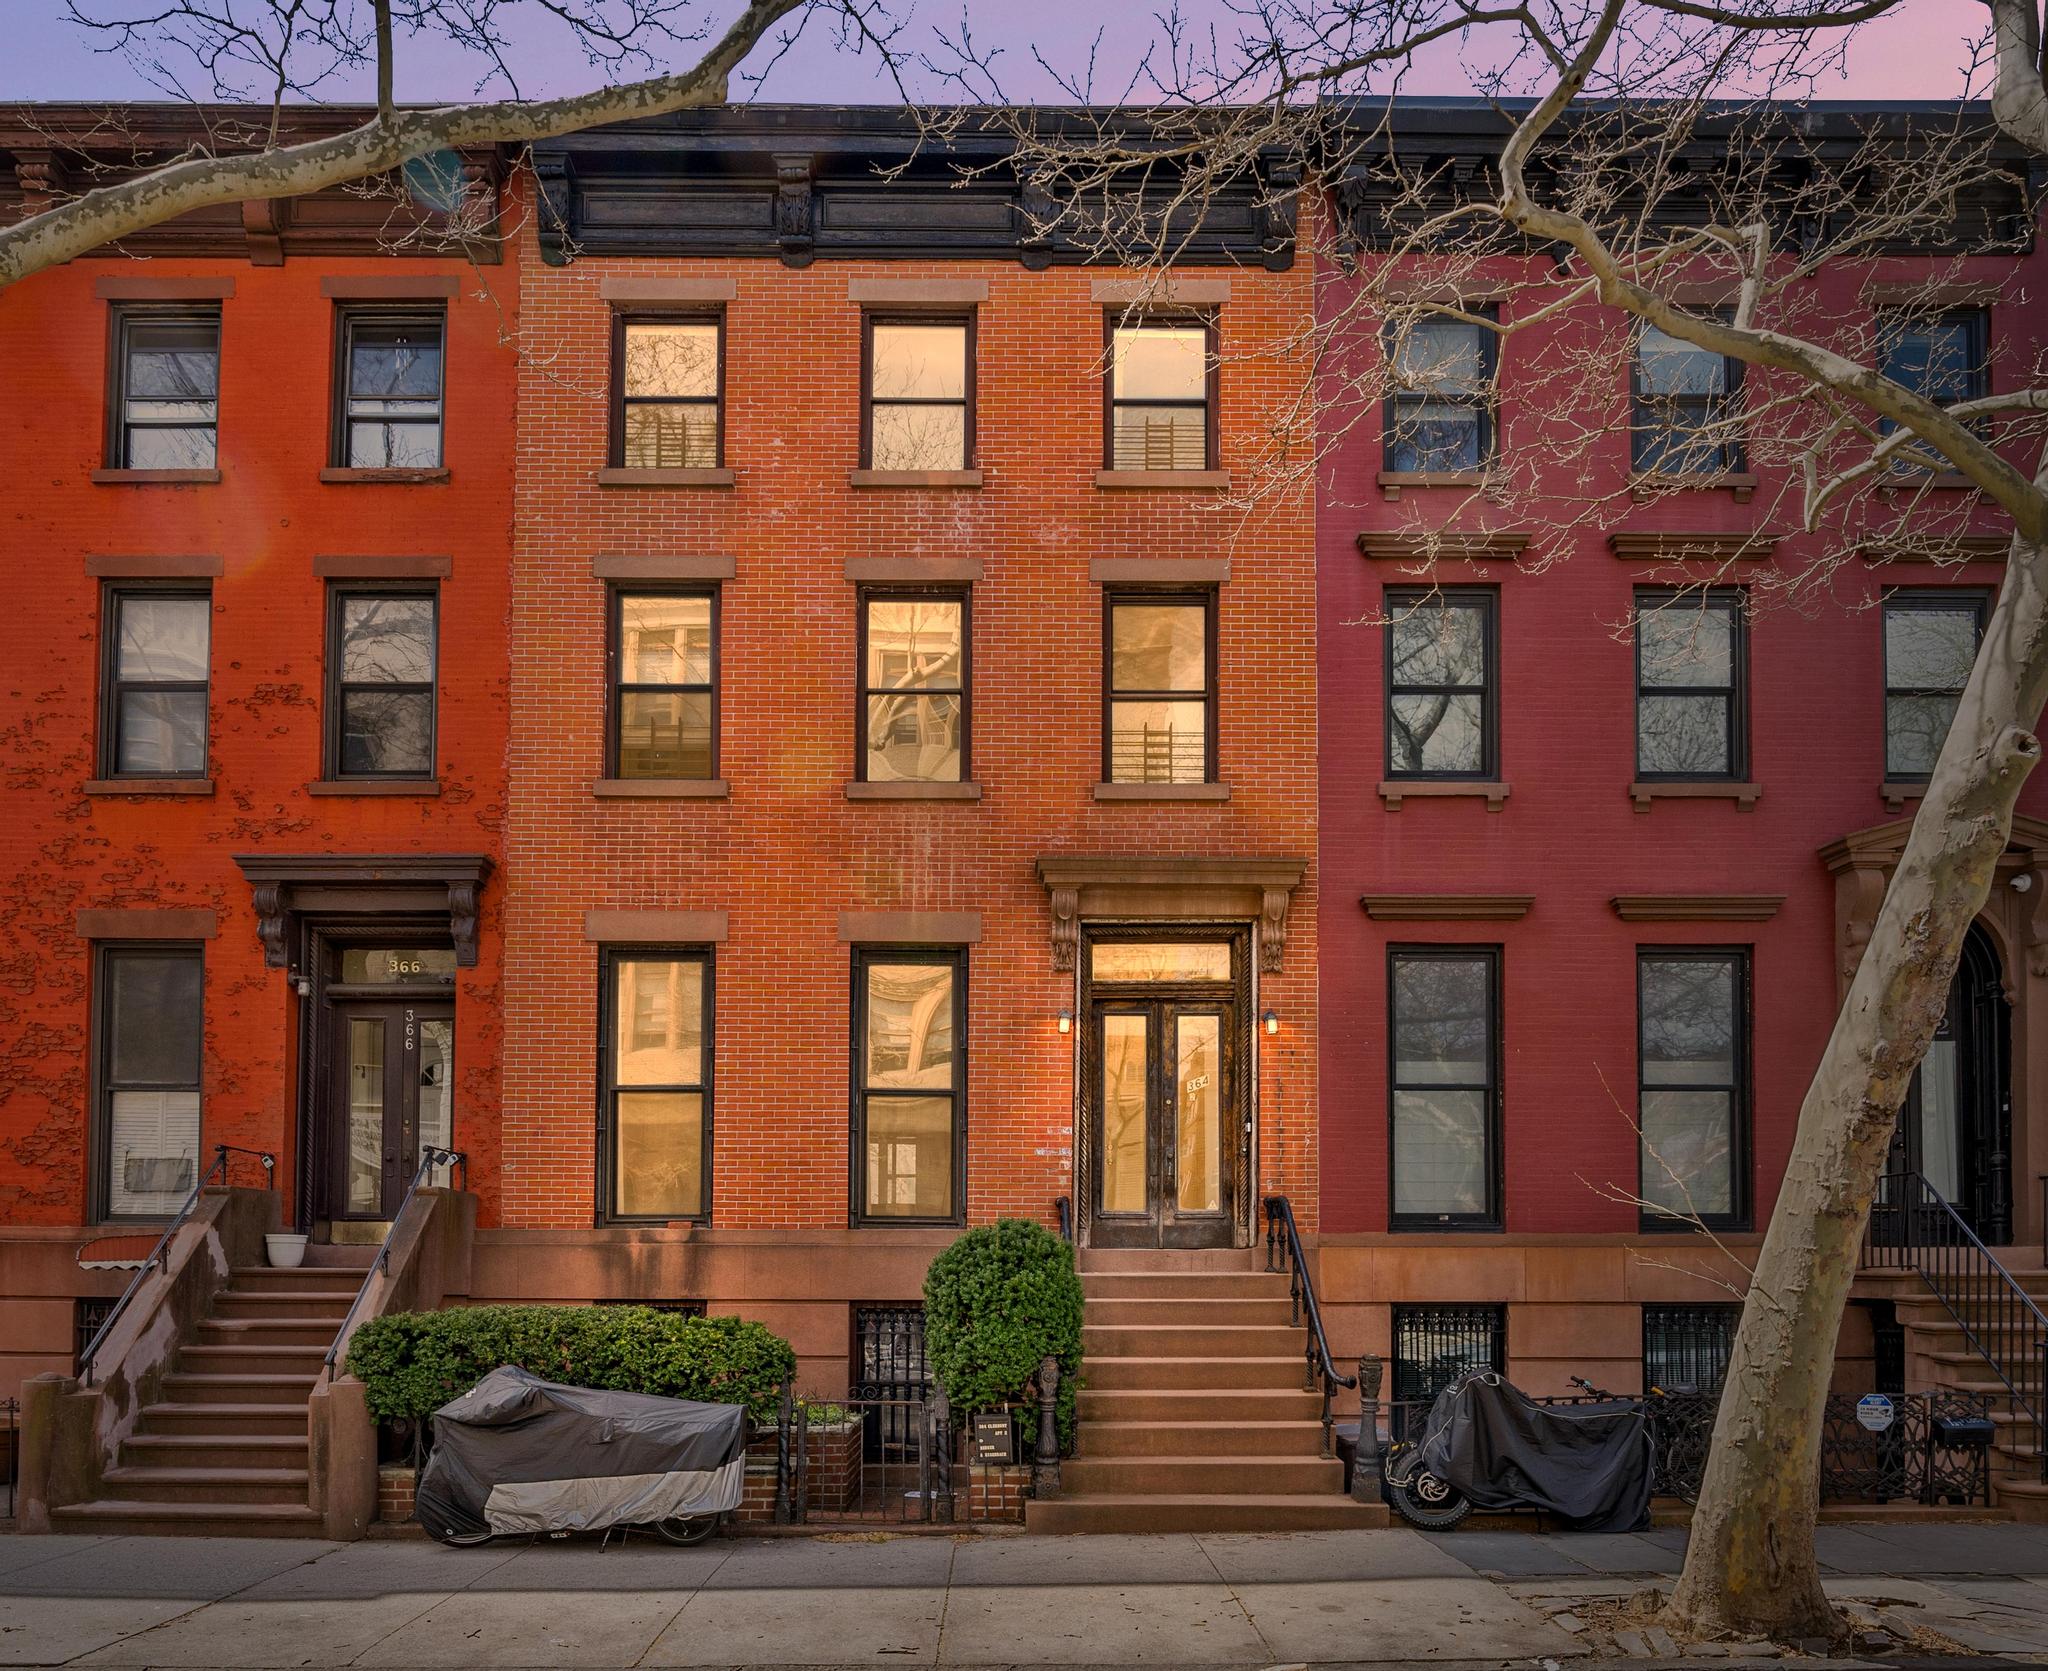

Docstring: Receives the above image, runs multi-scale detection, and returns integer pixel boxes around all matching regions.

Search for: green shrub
[923,1219,1083,1450]
[344,1305,795,1425]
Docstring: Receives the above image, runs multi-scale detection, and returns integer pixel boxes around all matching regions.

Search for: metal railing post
[1032,1355,1062,1500]
[773,1377,793,1525]
[1352,1355,1383,1504]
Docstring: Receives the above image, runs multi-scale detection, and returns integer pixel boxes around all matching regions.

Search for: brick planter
[377,1464,417,1525]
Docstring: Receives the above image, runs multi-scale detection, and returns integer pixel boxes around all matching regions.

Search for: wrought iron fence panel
[853,1305,931,1464]
[775,1391,1035,1527]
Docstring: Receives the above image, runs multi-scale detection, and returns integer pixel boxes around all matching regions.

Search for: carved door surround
[1033,855,1306,974]
[232,854,493,972]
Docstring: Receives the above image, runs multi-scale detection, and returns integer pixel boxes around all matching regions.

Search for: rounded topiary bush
[922,1219,1083,1450]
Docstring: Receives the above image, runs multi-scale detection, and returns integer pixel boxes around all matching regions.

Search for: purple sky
[0,0,1990,106]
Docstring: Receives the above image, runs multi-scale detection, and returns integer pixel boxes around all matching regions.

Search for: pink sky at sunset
[0,0,1992,105]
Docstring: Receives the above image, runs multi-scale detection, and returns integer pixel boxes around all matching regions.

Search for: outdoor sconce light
[1057,1009,1072,1034]
[2013,873,2035,894]
[1263,1008,1279,1036]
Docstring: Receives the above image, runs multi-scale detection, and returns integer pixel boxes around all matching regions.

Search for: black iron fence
[2,1395,16,1520]
[852,1305,931,1465]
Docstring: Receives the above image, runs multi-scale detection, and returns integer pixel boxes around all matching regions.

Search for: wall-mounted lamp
[2013,873,2035,894]
[1262,1008,1279,1036]
[1057,1008,1073,1034]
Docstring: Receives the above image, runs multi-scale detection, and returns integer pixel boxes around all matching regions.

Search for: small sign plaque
[1856,1393,1896,1433]
[973,1411,1016,1464]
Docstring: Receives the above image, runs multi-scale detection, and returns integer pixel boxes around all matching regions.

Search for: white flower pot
[265,1232,309,1269]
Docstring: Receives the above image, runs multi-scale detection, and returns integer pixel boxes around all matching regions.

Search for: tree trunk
[1668,527,2048,1640]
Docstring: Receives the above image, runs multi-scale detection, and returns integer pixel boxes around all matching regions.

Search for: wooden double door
[330,998,453,1221]
[1084,932,1246,1250]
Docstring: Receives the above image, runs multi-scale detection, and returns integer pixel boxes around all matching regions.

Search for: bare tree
[931,0,2048,1643]
[0,0,904,287]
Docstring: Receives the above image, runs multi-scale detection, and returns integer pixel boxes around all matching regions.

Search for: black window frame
[1642,1302,1741,1393]
[1103,310,1220,472]
[323,582,439,782]
[607,585,721,781]
[1381,307,1498,475]
[1383,587,1498,781]
[1101,588,1219,785]
[1633,587,1748,781]
[1630,318,1745,476]
[850,945,967,1229]
[99,582,211,780]
[1636,947,1751,1233]
[1877,306,1991,415]
[861,309,977,471]
[1882,588,1988,783]
[596,944,715,1226]
[856,586,971,785]
[329,304,447,470]
[1387,944,1504,1233]
[106,303,221,470]
[609,309,726,471]
[90,940,204,1224]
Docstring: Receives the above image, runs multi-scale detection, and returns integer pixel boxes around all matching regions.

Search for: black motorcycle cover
[1416,1372,1652,1533]
[413,1365,748,1539]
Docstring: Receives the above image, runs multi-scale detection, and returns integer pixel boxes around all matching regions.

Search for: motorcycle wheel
[429,1525,495,1548]
[1382,1448,1473,1532]
[653,1514,718,1546]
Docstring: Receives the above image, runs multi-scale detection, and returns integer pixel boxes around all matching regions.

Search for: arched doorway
[1887,922,2013,1243]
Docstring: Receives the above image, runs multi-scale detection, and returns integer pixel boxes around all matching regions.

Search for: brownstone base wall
[377,1465,416,1526]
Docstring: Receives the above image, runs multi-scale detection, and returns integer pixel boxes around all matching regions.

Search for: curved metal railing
[1054,1195,1072,1243]
[1263,1195,1356,1457]
[78,1143,274,1386]
[324,1146,467,1372]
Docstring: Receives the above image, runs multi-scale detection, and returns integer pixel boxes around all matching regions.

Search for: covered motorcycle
[413,1365,749,1544]
[1392,1371,1652,1533]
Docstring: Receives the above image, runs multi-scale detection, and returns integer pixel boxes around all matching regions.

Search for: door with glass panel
[328,991,454,1221]
[1085,937,1240,1250]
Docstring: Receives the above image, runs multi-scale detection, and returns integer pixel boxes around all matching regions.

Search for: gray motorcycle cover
[414,1366,748,1539]
[1416,1372,1652,1532]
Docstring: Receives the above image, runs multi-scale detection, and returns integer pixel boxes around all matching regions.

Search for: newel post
[1033,1355,1062,1499]
[1352,1353,1384,1504]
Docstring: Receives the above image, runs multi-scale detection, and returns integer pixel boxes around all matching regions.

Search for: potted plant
[264,1230,309,1268]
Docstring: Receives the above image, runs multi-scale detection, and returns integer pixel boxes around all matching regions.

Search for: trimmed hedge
[344,1305,796,1425]
[923,1219,1083,1450]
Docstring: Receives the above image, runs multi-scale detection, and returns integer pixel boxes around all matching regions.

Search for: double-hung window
[327,587,437,779]
[1632,323,1743,475]
[102,588,210,778]
[1383,312,1495,473]
[859,591,967,783]
[1385,589,1495,779]
[1104,592,1215,784]
[864,314,973,470]
[1106,315,1215,471]
[600,949,712,1222]
[613,314,723,469]
[334,309,444,468]
[111,308,219,469]
[1388,947,1501,1229]
[853,949,964,1224]
[95,944,203,1220]
[1883,591,1985,780]
[1635,590,1746,779]
[1878,308,1988,420]
[612,591,717,780]
[1637,949,1748,1229]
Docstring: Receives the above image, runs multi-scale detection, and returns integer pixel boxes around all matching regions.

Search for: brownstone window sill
[1628,780,1761,812]
[592,778,731,799]
[1628,471,1757,504]
[1377,470,1487,501]
[1093,782,1232,802]
[90,469,221,486]
[848,469,983,489]
[1379,780,1510,812]
[319,467,450,485]
[594,467,736,489]
[845,781,983,801]
[307,778,441,797]
[83,777,214,797]
[1881,780,1928,813]
[1095,469,1230,491]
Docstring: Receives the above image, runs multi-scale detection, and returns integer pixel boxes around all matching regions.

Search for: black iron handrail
[324,1147,467,1372]
[1054,1195,1072,1243]
[1262,1195,1356,1457]
[1865,1170,2048,1480]
[78,1143,274,1387]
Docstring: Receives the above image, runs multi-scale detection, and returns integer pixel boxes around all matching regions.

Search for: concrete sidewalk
[4,1523,2048,1668]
